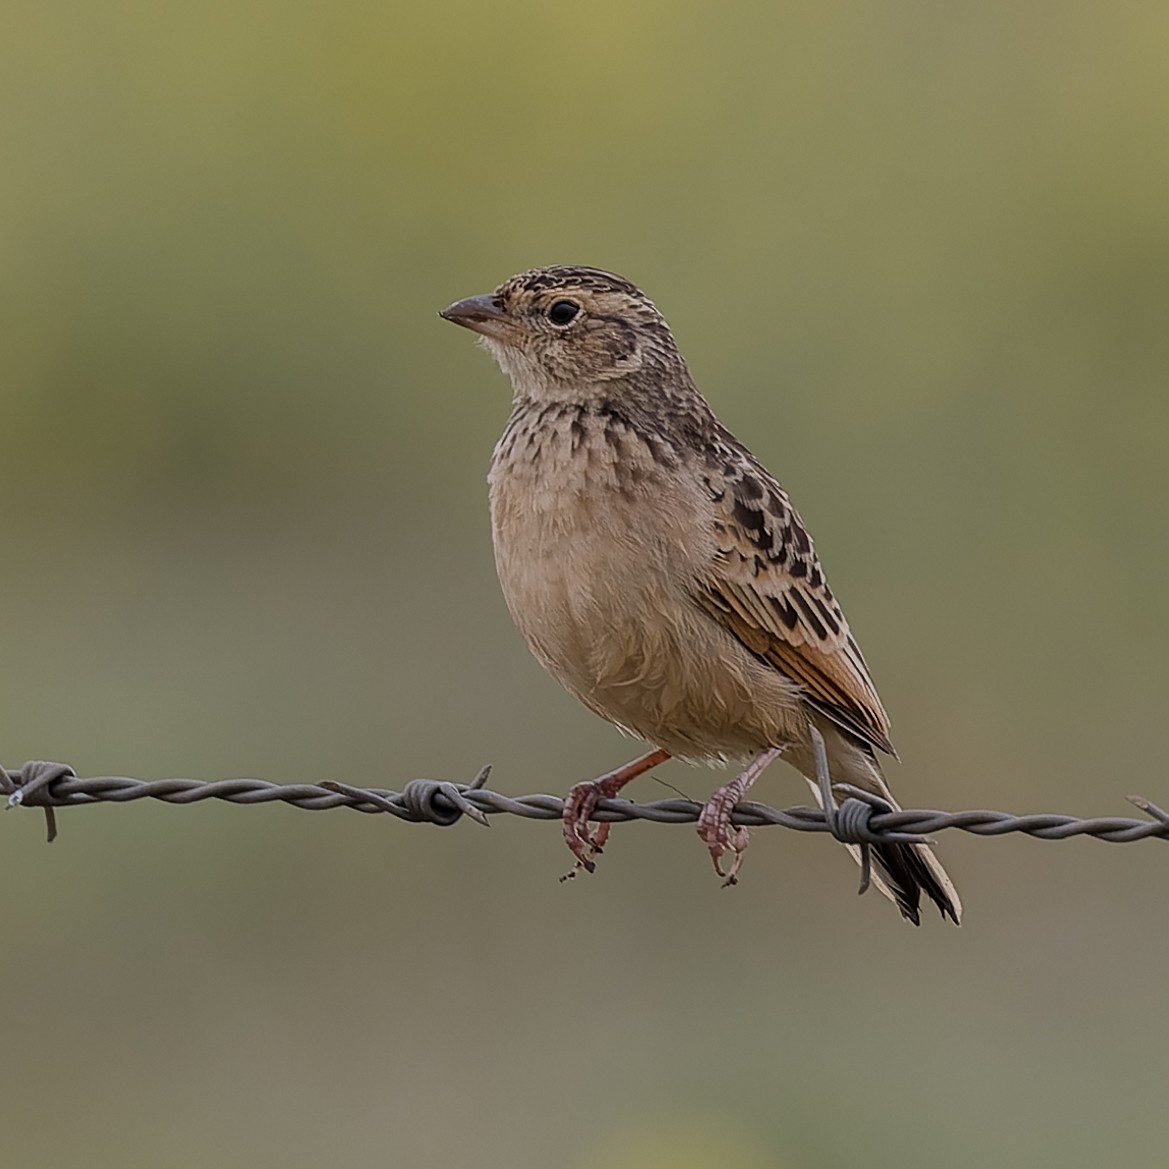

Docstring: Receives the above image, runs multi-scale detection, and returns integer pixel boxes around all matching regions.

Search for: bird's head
[440,266,686,401]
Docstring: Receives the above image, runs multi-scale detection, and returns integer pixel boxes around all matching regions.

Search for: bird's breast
[488,404,696,659]
[486,404,804,758]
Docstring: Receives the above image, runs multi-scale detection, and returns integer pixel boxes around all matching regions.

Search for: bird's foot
[696,784,752,886]
[695,746,785,887]
[560,749,671,880]
[561,781,612,877]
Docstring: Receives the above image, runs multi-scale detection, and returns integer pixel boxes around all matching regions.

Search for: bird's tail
[803,764,962,926]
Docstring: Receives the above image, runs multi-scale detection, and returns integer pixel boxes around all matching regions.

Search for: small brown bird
[440,265,960,924]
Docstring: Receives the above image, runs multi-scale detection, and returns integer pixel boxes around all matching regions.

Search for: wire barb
[2,760,1169,851]
[320,766,493,827]
[2,760,73,842]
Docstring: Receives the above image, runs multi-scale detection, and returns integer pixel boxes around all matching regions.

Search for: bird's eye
[548,300,580,326]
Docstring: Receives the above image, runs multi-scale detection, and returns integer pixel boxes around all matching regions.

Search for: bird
[439,265,960,925]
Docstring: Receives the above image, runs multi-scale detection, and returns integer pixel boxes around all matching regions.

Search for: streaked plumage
[440,265,960,925]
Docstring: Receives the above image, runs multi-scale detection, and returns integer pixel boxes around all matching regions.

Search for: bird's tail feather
[803,775,962,926]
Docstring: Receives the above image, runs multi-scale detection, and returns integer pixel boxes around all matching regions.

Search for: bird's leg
[562,748,671,877]
[696,746,785,886]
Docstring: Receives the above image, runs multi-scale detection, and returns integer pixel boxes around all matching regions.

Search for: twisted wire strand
[2,759,1168,848]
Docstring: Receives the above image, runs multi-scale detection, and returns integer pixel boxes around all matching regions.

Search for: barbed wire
[3,758,1168,851]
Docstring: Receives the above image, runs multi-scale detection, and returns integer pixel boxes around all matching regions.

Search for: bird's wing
[691,436,895,756]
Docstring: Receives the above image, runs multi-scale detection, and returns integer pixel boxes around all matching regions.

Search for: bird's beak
[439,293,520,346]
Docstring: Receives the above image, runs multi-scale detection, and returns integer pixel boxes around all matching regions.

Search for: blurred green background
[3,2,1169,1166]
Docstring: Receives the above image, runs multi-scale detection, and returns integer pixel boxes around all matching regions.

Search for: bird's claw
[697,788,750,887]
[559,750,672,880]
[562,781,612,877]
